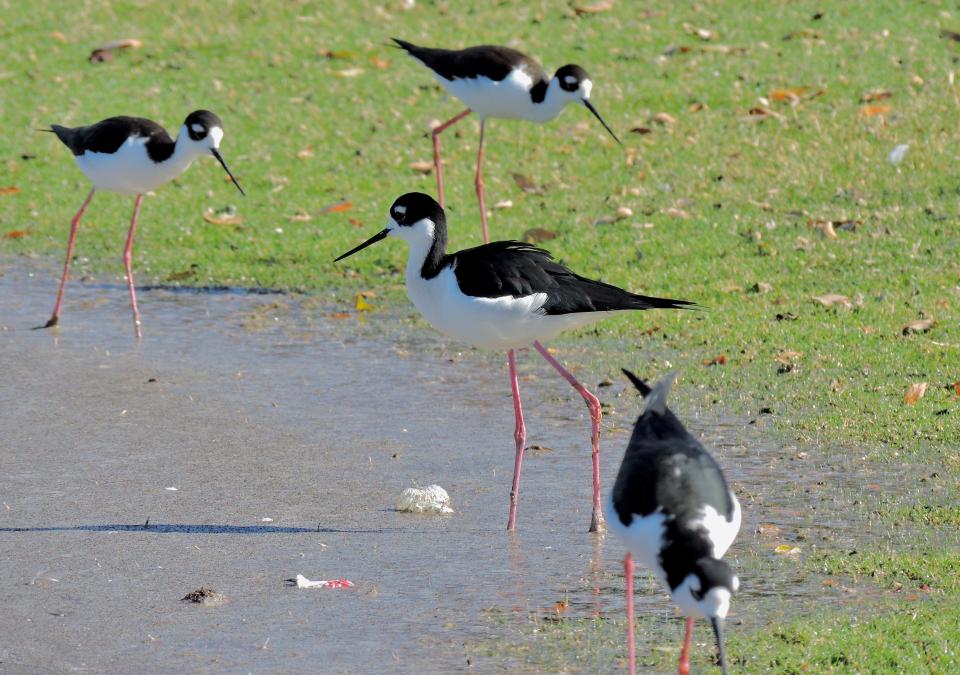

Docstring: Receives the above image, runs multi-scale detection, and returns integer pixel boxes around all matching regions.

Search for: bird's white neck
[161,124,204,174]
[529,78,575,122]
[397,219,444,283]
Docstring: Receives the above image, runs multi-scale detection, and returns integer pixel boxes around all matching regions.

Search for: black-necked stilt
[606,371,741,675]
[41,109,244,337]
[335,193,693,532]
[392,39,621,244]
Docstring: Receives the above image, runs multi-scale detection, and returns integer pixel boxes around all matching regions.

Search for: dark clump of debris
[181,587,226,606]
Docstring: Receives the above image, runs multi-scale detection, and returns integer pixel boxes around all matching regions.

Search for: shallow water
[0,258,909,673]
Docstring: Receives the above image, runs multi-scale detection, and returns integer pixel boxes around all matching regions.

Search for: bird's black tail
[622,369,677,415]
[391,38,417,53]
[629,293,699,311]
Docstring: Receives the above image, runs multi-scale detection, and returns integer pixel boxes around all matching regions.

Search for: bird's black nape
[621,369,652,397]
[389,192,446,229]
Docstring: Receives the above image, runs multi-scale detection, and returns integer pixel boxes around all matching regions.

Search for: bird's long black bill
[211,149,246,196]
[711,618,729,675]
[583,100,622,146]
[334,228,390,262]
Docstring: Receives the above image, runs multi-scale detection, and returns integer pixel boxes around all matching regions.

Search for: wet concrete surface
[0,258,904,673]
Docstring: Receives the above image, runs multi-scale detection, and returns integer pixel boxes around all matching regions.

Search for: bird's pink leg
[678,616,694,675]
[532,341,605,533]
[475,117,489,243]
[123,194,144,338]
[431,109,472,208]
[625,553,636,675]
[506,348,527,531]
[43,188,95,328]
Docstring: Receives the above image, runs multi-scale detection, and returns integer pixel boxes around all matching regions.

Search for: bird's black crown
[555,64,591,92]
[691,557,738,598]
[390,192,445,228]
[183,110,223,141]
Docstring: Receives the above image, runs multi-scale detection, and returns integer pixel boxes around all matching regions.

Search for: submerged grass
[2,0,959,670]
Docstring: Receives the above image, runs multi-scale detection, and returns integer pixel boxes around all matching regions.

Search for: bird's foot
[34,316,59,330]
[589,510,606,534]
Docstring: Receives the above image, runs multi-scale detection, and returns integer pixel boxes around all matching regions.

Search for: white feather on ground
[396,485,454,514]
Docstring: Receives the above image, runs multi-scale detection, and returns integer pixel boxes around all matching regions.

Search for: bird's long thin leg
[123,194,144,338]
[678,616,694,675]
[431,109,471,208]
[625,553,636,675]
[475,117,489,243]
[43,188,95,328]
[506,348,526,531]
[532,340,605,533]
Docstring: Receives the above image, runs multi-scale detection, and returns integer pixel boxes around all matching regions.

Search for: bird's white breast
[404,264,606,350]
[75,137,193,194]
[438,68,548,121]
[604,494,670,583]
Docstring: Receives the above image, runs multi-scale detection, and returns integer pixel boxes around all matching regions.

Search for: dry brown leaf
[573,0,613,16]
[941,29,960,42]
[409,161,433,174]
[810,220,837,238]
[954,380,960,396]
[512,173,545,194]
[319,49,355,60]
[0,186,20,195]
[323,201,353,214]
[652,112,677,125]
[704,354,727,367]
[4,230,28,239]
[904,382,927,405]
[370,55,390,69]
[202,208,242,226]
[688,102,708,112]
[813,293,852,309]
[860,89,892,103]
[333,67,364,78]
[165,269,196,282]
[493,199,513,210]
[902,319,934,336]
[97,38,142,51]
[770,86,809,103]
[774,544,801,556]
[297,147,314,159]
[328,312,352,320]
[757,523,781,536]
[523,228,557,243]
[774,350,803,365]
[664,207,690,219]
[287,210,312,222]
[50,31,68,43]
[860,104,892,117]
[630,126,652,135]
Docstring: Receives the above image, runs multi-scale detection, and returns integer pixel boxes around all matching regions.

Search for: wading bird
[607,370,741,675]
[42,109,244,337]
[336,193,692,532]
[393,39,621,243]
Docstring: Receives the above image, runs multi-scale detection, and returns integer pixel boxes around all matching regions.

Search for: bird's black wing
[612,412,735,526]
[451,241,695,313]
[49,116,174,160]
[393,39,548,83]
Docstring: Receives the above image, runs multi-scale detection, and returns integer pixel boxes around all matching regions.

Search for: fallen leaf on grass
[904,382,927,405]
[769,86,809,103]
[334,67,364,78]
[652,112,677,125]
[553,599,569,613]
[297,147,314,159]
[319,49,355,60]
[4,230,28,239]
[774,350,803,365]
[682,23,715,40]
[50,31,67,43]
[370,55,390,69]
[89,38,142,63]
[664,206,690,219]
[630,126,652,135]
[860,89,892,103]
[410,161,433,174]
[287,210,312,222]
[859,104,892,117]
[688,102,708,112]
[321,200,353,214]
[522,227,557,243]
[355,294,372,311]
[202,207,242,226]
[572,0,613,16]
[165,269,197,282]
[954,381,960,396]
[774,544,801,556]
[512,173,545,194]
[940,29,960,42]
[746,106,785,122]
[329,312,352,320]
[704,354,727,366]
[494,199,513,210]
[809,220,837,238]
[813,293,852,309]
[757,523,781,536]
[902,319,934,335]
[0,186,20,195]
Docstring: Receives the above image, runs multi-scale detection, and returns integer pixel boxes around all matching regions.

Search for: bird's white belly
[438,70,545,121]
[76,138,193,194]
[604,494,669,583]
[406,266,607,350]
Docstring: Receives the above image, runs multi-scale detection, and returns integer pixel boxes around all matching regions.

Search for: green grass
[2,0,960,668]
